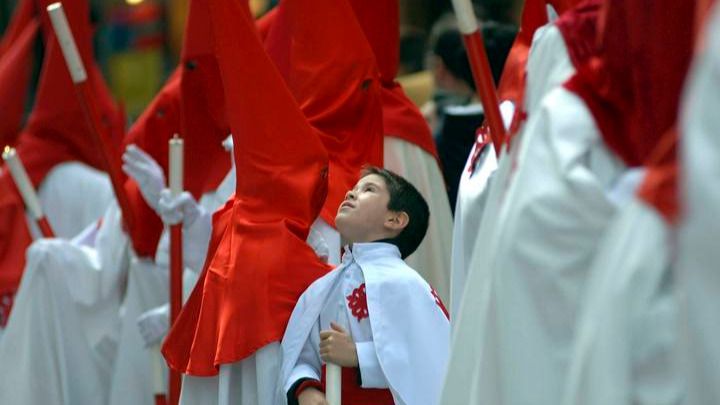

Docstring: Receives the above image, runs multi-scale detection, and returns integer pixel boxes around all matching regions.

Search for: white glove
[158,189,203,226]
[306,226,329,263]
[158,189,213,272]
[122,144,165,212]
[136,304,169,348]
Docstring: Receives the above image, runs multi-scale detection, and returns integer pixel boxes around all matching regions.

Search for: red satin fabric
[380,83,438,159]
[0,19,38,147]
[162,0,332,375]
[264,0,384,228]
[0,176,32,297]
[0,0,36,56]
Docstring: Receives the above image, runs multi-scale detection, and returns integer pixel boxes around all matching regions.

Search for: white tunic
[677,6,720,405]
[278,242,450,405]
[562,194,682,405]
[441,87,626,405]
[449,24,575,317]
[0,201,131,405]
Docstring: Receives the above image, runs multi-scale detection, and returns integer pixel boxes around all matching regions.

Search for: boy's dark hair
[361,166,430,259]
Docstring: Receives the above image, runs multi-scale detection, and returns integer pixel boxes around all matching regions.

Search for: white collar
[341,242,401,264]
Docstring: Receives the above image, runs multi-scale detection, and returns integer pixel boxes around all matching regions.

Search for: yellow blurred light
[126,0,144,5]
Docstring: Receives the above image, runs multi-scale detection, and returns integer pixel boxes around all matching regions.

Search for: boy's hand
[319,322,358,367]
[298,387,328,405]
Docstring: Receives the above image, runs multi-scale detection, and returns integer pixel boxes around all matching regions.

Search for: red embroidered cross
[346,283,369,322]
[468,126,492,175]
[431,288,449,320]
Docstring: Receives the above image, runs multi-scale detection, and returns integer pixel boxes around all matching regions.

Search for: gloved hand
[122,144,165,212]
[158,189,213,272]
[158,189,203,226]
[136,304,169,348]
[306,226,329,263]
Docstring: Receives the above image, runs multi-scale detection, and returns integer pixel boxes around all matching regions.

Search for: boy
[278,167,450,405]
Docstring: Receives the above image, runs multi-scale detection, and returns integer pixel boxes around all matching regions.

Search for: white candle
[47,3,88,83]
[2,146,44,219]
[169,136,184,196]
[152,349,165,395]
[450,0,479,34]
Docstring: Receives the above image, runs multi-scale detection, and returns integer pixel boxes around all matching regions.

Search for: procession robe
[562,169,683,405]
[0,201,132,405]
[108,164,235,405]
[677,5,720,404]
[444,0,694,402]
[449,19,579,316]
[278,242,450,405]
[162,1,342,404]
[0,0,124,326]
[442,86,626,405]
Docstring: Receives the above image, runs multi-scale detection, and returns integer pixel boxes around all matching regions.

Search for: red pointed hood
[122,70,182,257]
[163,0,331,375]
[0,172,32,299]
[0,19,39,147]
[177,0,231,197]
[264,0,384,228]
[348,0,399,85]
[122,0,232,258]
[14,0,124,186]
[565,0,696,167]
[555,0,602,71]
[0,0,123,302]
[348,0,437,158]
[0,0,36,56]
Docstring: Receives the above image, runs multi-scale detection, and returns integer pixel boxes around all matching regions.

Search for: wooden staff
[450,0,507,154]
[2,146,55,238]
[168,136,184,405]
[46,2,136,236]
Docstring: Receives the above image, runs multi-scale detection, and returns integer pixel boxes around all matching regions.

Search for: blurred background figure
[423,13,516,210]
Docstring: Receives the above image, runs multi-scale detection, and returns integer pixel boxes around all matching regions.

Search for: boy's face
[335,174,400,244]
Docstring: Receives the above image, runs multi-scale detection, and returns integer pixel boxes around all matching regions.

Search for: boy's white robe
[677,6,720,405]
[384,137,453,302]
[441,86,626,405]
[562,195,682,405]
[277,242,450,405]
[449,24,574,317]
[0,201,131,404]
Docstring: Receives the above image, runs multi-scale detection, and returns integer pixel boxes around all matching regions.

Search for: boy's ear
[385,211,409,232]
